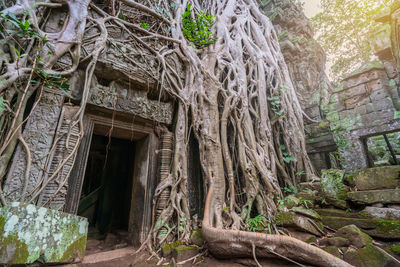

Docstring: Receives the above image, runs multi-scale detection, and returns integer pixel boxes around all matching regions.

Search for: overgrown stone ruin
[2,0,400,266]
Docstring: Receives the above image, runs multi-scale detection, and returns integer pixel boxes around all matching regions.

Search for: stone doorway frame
[64,107,159,245]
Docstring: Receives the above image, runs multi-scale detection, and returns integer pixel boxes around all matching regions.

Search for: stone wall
[325,65,400,171]
[4,5,175,209]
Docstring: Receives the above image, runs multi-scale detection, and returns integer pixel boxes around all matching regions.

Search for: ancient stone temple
[1,3,182,262]
[3,0,400,266]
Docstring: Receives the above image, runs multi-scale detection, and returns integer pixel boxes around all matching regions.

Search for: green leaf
[118,13,126,20]
[140,22,149,30]
[13,47,20,57]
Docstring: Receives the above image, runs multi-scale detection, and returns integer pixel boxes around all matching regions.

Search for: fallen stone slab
[299,182,322,193]
[316,208,359,219]
[81,247,135,264]
[275,211,324,236]
[290,206,321,220]
[336,225,372,248]
[353,166,400,191]
[322,216,400,239]
[348,189,400,205]
[344,244,397,267]
[319,237,350,247]
[0,202,88,264]
[360,206,400,220]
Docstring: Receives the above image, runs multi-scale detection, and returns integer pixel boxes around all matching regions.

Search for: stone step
[352,166,400,191]
[361,206,400,221]
[316,208,360,218]
[321,216,400,239]
[348,189,400,205]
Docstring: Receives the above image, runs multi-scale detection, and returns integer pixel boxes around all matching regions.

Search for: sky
[302,0,321,18]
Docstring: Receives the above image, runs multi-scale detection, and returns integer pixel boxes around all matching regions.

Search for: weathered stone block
[366,103,375,113]
[360,207,400,220]
[373,97,394,111]
[370,88,390,101]
[348,189,400,205]
[336,225,372,248]
[343,69,384,89]
[321,246,341,258]
[275,212,323,236]
[344,244,396,267]
[353,166,400,191]
[321,169,348,200]
[299,182,322,193]
[284,195,300,209]
[349,84,367,96]
[354,166,400,191]
[189,230,204,246]
[354,105,367,116]
[345,95,370,110]
[316,208,359,218]
[0,202,88,264]
[290,207,321,220]
[319,237,349,247]
[322,216,400,239]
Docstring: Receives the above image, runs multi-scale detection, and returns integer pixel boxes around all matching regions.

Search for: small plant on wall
[182,4,217,49]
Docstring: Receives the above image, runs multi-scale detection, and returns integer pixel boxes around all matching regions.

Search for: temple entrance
[65,110,159,251]
[77,134,136,253]
[78,134,135,235]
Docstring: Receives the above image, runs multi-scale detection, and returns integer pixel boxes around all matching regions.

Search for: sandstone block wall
[326,65,400,171]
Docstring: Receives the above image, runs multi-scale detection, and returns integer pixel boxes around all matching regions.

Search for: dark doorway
[78,134,135,235]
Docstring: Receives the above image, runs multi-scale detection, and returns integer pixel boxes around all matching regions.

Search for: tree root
[202,187,353,267]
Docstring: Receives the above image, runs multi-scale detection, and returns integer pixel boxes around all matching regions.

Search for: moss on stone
[322,246,341,258]
[352,166,400,191]
[59,236,87,262]
[326,198,349,210]
[291,207,321,220]
[190,230,203,246]
[284,195,300,209]
[0,233,29,264]
[275,212,295,226]
[386,244,400,256]
[343,174,355,187]
[162,241,183,256]
[336,225,372,248]
[316,208,358,218]
[175,245,198,252]
[0,215,5,235]
[375,219,400,236]
[321,169,348,200]
[344,244,390,267]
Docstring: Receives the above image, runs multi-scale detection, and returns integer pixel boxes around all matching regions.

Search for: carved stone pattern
[4,90,64,202]
[37,106,81,210]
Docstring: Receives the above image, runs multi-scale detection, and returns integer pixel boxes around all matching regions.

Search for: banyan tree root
[0,1,350,265]
[203,187,353,267]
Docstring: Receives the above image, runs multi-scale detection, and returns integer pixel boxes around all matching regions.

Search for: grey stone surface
[336,225,372,248]
[348,189,400,204]
[353,166,400,191]
[0,202,88,264]
[361,206,400,220]
[3,89,64,202]
[89,80,173,125]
